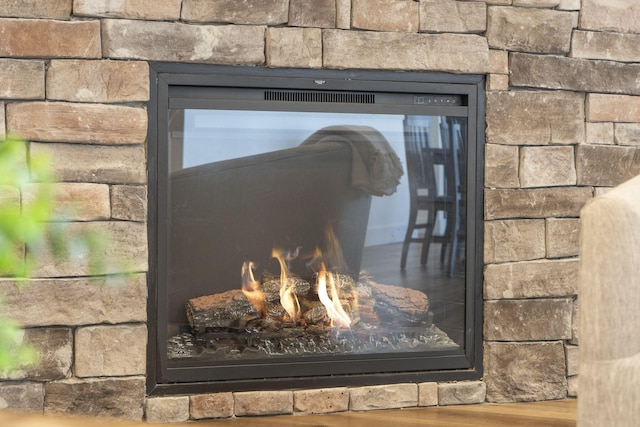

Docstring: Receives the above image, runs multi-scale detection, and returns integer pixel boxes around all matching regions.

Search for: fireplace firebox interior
[148,64,484,394]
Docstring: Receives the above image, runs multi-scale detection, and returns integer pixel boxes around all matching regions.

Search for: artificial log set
[171,239,456,361]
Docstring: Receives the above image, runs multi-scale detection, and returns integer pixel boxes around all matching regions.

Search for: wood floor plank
[0,399,577,427]
[190,399,576,427]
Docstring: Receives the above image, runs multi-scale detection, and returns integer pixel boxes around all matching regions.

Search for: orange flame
[317,263,351,329]
[241,261,267,317]
[272,247,301,322]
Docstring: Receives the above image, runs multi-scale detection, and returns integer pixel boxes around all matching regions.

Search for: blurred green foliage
[0,136,50,373]
[0,137,54,275]
[0,135,112,375]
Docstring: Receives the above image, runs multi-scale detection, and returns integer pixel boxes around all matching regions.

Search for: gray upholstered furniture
[578,174,640,427]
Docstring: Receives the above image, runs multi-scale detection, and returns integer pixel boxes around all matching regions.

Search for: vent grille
[264,90,375,104]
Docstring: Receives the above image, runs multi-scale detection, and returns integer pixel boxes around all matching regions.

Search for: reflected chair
[400,117,454,270]
[400,117,466,277]
[440,117,466,277]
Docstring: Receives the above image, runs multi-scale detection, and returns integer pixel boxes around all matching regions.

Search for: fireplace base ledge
[144,381,486,422]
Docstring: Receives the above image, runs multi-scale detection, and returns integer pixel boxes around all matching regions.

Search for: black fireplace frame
[147,63,485,395]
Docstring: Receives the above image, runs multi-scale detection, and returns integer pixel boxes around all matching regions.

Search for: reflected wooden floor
[0,399,577,427]
[361,241,466,344]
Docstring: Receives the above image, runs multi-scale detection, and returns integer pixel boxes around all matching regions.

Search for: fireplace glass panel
[166,108,466,363]
[149,65,483,389]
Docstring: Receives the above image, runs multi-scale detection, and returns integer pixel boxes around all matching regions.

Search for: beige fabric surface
[300,125,404,196]
[578,174,640,427]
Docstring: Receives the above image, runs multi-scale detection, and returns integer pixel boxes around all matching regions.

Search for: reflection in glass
[165,109,466,362]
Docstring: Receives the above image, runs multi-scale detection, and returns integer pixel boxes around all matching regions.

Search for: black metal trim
[146,63,485,395]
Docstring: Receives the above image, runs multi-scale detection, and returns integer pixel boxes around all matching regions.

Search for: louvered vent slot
[264,90,375,104]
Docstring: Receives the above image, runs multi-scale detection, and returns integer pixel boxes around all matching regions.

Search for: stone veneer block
[438,381,486,406]
[489,49,509,74]
[352,0,419,33]
[486,74,509,92]
[0,0,71,18]
[29,221,148,277]
[267,28,322,68]
[181,0,288,25]
[615,123,640,146]
[145,396,190,424]
[510,53,640,96]
[486,90,584,145]
[0,274,147,327]
[75,324,147,377]
[565,344,579,377]
[190,393,234,419]
[45,377,146,420]
[323,30,489,73]
[47,60,149,103]
[0,382,44,412]
[485,144,519,188]
[111,185,147,222]
[484,259,578,299]
[576,145,640,186]
[567,376,578,397]
[581,0,640,33]
[74,0,181,20]
[586,94,640,122]
[486,7,574,53]
[0,59,44,99]
[289,0,336,28]
[102,19,265,65]
[572,30,640,63]
[485,187,592,220]
[349,383,418,411]
[586,122,614,145]
[294,387,349,414]
[14,329,72,381]
[420,0,486,34]
[546,218,580,258]
[484,342,567,403]
[513,0,559,6]
[484,299,573,341]
[558,0,580,10]
[0,19,100,58]
[484,219,546,263]
[30,143,146,184]
[570,299,579,345]
[23,183,110,221]
[336,0,350,29]
[234,390,293,416]
[519,146,576,188]
[7,102,147,145]
[0,329,72,382]
[418,382,438,407]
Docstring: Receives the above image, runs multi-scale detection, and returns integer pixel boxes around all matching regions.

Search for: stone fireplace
[1,0,640,423]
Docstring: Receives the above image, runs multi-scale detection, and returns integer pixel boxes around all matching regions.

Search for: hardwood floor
[0,399,577,427]
[194,400,577,427]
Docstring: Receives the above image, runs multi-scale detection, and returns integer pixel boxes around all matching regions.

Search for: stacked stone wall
[0,0,639,421]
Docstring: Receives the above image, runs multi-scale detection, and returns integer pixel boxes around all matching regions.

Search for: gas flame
[241,261,267,317]
[317,263,351,329]
[272,247,301,322]
[324,224,349,273]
